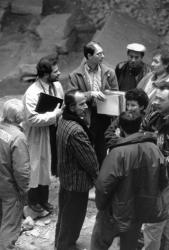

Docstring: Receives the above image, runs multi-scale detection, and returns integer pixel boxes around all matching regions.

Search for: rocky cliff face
[67,0,169,50]
[0,0,167,95]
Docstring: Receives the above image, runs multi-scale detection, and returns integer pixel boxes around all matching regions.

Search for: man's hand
[53,103,63,117]
[91,91,106,101]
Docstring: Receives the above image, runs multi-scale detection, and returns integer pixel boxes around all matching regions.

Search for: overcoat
[23,80,64,188]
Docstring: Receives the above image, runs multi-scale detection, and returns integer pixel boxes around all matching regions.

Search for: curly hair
[125,88,149,110]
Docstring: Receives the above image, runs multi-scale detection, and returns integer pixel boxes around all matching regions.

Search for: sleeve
[23,90,58,127]
[104,117,121,149]
[69,73,93,101]
[11,133,30,194]
[108,69,119,90]
[159,155,169,191]
[69,129,99,182]
[96,150,123,210]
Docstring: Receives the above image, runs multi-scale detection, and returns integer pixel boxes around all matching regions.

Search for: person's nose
[101,53,104,59]
[131,57,136,63]
[127,105,132,111]
[83,103,88,110]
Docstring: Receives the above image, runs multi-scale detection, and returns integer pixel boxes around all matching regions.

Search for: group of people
[0,40,169,250]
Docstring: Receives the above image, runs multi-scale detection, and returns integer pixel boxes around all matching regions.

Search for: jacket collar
[111,131,157,149]
[72,58,111,90]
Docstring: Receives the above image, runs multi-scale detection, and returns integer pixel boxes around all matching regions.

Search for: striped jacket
[56,118,99,192]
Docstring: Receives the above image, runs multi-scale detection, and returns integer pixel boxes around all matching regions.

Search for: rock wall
[66,0,169,50]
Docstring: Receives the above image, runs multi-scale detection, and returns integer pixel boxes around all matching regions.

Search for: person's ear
[87,53,92,59]
[69,104,75,113]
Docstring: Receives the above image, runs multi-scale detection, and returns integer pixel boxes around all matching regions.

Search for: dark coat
[96,132,169,232]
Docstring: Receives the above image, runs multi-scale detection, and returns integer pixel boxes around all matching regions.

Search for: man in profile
[141,84,169,250]
[69,41,118,166]
[23,55,64,213]
[55,90,99,250]
[116,43,150,91]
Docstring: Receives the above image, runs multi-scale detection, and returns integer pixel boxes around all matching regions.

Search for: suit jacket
[69,59,118,103]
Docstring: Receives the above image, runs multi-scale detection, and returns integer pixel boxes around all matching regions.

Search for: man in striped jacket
[55,90,99,250]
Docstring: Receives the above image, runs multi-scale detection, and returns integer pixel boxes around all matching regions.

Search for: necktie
[49,85,53,96]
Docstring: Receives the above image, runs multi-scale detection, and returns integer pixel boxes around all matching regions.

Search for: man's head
[125,88,149,116]
[83,41,104,67]
[119,112,142,135]
[151,49,169,75]
[36,54,60,83]
[126,43,146,68]
[2,99,24,124]
[64,90,88,118]
[152,84,169,114]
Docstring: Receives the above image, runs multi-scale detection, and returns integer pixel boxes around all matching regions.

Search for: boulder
[36,14,70,55]
[0,0,12,8]
[19,63,37,82]
[11,0,43,15]
[94,11,160,68]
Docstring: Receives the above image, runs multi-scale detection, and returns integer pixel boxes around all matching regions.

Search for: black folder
[35,92,63,114]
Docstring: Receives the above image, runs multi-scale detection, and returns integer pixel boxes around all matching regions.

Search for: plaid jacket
[56,118,99,192]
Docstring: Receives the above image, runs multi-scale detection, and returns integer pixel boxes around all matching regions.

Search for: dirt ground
[15,177,118,250]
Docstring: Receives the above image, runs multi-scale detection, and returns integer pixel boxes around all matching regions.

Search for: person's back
[0,122,29,198]
[97,132,168,228]
[0,99,30,250]
[90,112,168,250]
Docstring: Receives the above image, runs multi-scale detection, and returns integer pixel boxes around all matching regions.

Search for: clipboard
[96,91,126,116]
[35,92,63,114]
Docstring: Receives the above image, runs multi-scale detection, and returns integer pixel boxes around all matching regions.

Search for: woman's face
[151,54,167,75]
[126,100,143,117]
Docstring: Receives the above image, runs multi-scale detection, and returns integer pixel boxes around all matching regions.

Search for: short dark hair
[125,88,149,110]
[83,41,101,59]
[154,49,169,73]
[64,89,84,111]
[36,54,58,78]
[119,112,142,134]
[127,50,144,58]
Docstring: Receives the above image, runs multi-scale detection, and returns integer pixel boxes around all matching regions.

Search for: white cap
[126,43,146,52]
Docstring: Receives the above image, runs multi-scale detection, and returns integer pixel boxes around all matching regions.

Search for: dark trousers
[55,186,89,250]
[28,185,49,205]
[90,210,141,250]
[90,112,111,167]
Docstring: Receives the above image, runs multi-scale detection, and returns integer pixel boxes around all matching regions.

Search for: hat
[126,43,146,52]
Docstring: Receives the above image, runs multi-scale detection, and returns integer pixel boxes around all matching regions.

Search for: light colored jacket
[23,80,64,188]
[0,122,30,198]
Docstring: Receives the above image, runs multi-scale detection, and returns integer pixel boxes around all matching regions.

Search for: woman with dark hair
[105,88,149,149]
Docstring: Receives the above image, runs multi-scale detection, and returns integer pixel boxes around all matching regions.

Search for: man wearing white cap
[116,43,150,91]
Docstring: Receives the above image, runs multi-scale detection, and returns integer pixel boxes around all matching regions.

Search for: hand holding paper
[96,91,126,116]
[91,91,106,101]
